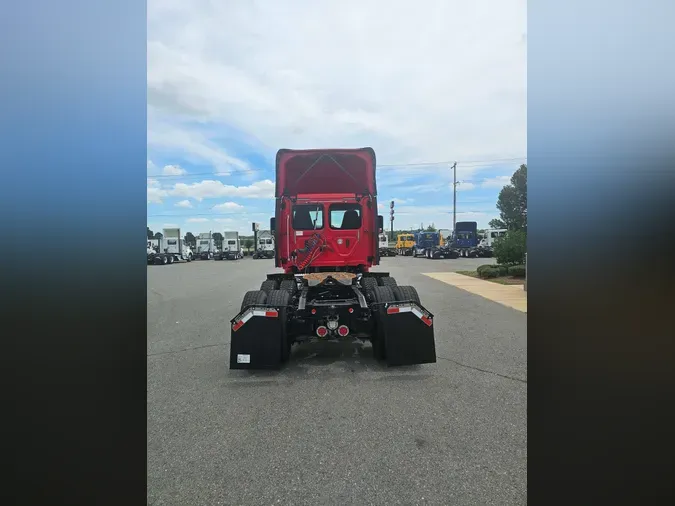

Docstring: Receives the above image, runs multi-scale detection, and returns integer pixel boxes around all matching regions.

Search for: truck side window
[329,203,361,230]
[293,204,323,230]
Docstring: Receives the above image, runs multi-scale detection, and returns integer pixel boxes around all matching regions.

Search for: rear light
[316,326,328,337]
[337,325,349,337]
[348,308,354,313]
[311,308,317,315]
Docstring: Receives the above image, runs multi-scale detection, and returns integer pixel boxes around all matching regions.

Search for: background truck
[149,228,193,265]
[422,230,459,259]
[220,231,242,260]
[412,230,441,257]
[252,230,275,259]
[395,233,415,256]
[195,232,216,260]
[229,147,437,370]
[378,233,397,257]
[476,228,507,257]
[451,221,479,257]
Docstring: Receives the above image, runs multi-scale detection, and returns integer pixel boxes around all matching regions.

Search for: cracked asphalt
[148,256,527,505]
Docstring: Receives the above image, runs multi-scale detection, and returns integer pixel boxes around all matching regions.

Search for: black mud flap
[229,305,285,370]
[380,302,437,366]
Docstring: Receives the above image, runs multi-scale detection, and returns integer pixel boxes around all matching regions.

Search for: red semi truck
[229,148,437,369]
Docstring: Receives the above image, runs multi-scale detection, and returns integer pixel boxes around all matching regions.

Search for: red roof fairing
[275,148,377,197]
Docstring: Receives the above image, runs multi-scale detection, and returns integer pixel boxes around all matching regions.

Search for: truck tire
[240,290,267,312]
[260,279,278,294]
[161,255,168,265]
[267,289,292,362]
[360,276,378,295]
[378,276,397,288]
[368,285,396,360]
[393,285,421,306]
[168,255,174,264]
[279,279,297,295]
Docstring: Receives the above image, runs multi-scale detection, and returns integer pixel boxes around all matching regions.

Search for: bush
[508,264,526,277]
[477,264,496,275]
[478,267,500,279]
[493,230,526,266]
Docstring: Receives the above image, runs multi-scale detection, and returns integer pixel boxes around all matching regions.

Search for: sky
[147,0,527,236]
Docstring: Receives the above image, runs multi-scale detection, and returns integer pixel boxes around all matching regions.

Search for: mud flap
[380,302,437,366]
[229,305,285,370]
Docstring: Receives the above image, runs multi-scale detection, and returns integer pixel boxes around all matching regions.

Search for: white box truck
[149,228,193,265]
[219,231,242,260]
[252,230,275,259]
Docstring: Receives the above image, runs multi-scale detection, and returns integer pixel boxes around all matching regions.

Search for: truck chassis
[230,272,436,369]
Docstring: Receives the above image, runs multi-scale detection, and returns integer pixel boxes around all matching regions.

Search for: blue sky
[147,0,526,236]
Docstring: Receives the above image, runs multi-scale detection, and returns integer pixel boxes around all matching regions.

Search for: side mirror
[377,215,384,233]
[270,217,276,232]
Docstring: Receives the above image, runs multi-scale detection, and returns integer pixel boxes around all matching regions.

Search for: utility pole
[389,200,395,242]
[452,162,458,233]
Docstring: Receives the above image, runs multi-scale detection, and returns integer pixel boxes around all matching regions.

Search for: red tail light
[316,326,328,337]
[337,325,349,337]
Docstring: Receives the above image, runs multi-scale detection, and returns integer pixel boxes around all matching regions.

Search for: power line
[147,156,527,180]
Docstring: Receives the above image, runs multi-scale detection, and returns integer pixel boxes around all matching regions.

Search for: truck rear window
[329,203,361,230]
[228,240,236,245]
[293,204,323,230]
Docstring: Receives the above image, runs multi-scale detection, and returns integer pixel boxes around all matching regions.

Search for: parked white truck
[148,228,193,265]
[476,228,507,258]
[195,232,216,260]
[252,230,275,259]
[218,231,242,260]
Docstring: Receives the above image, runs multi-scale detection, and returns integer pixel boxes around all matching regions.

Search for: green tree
[147,226,154,239]
[184,232,196,247]
[495,164,527,231]
[243,238,254,252]
[153,232,163,240]
[493,229,526,265]
[212,232,224,249]
[488,218,507,229]
[425,223,436,231]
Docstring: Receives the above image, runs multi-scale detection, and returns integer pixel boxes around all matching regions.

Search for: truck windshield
[293,204,324,230]
[329,203,361,230]
[200,241,209,245]
[228,241,236,245]
[167,240,177,245]
[266,239,273,244]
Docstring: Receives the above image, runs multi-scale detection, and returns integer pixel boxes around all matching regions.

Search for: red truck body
[273,148,382,274]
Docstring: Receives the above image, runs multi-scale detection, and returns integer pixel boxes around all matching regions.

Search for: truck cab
[229,147,436,370]
[395,234,415,256]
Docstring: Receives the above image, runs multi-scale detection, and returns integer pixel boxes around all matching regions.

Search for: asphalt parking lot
[147,255,527,505]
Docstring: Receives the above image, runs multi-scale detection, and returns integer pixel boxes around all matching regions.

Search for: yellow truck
[395,233,415,256]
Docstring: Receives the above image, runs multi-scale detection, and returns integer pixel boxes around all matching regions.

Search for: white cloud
[147,178,169,204]
[170,179,274,200]
[456,182,476,191]
[162,223,179,228]
[147,0,526,167]
[213,201,245,211]
[162,164,187,176]
[187,217,210,223]
[175,199,193,208]
[481,175,511,188]
[148,160,157,172]
[148,118,252,175]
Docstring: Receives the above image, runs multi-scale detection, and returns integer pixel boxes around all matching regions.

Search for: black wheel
[260,279,275,291]
[368,285,396,360]
[161,256,168,265]
[378,276,397,288]
[393,285,421,306]
[360,276,378,295]
[260,279,278,294]
[168,255,174,264]
[267,290,291,362]
[240,290,267,312]
[279,279,297,295]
